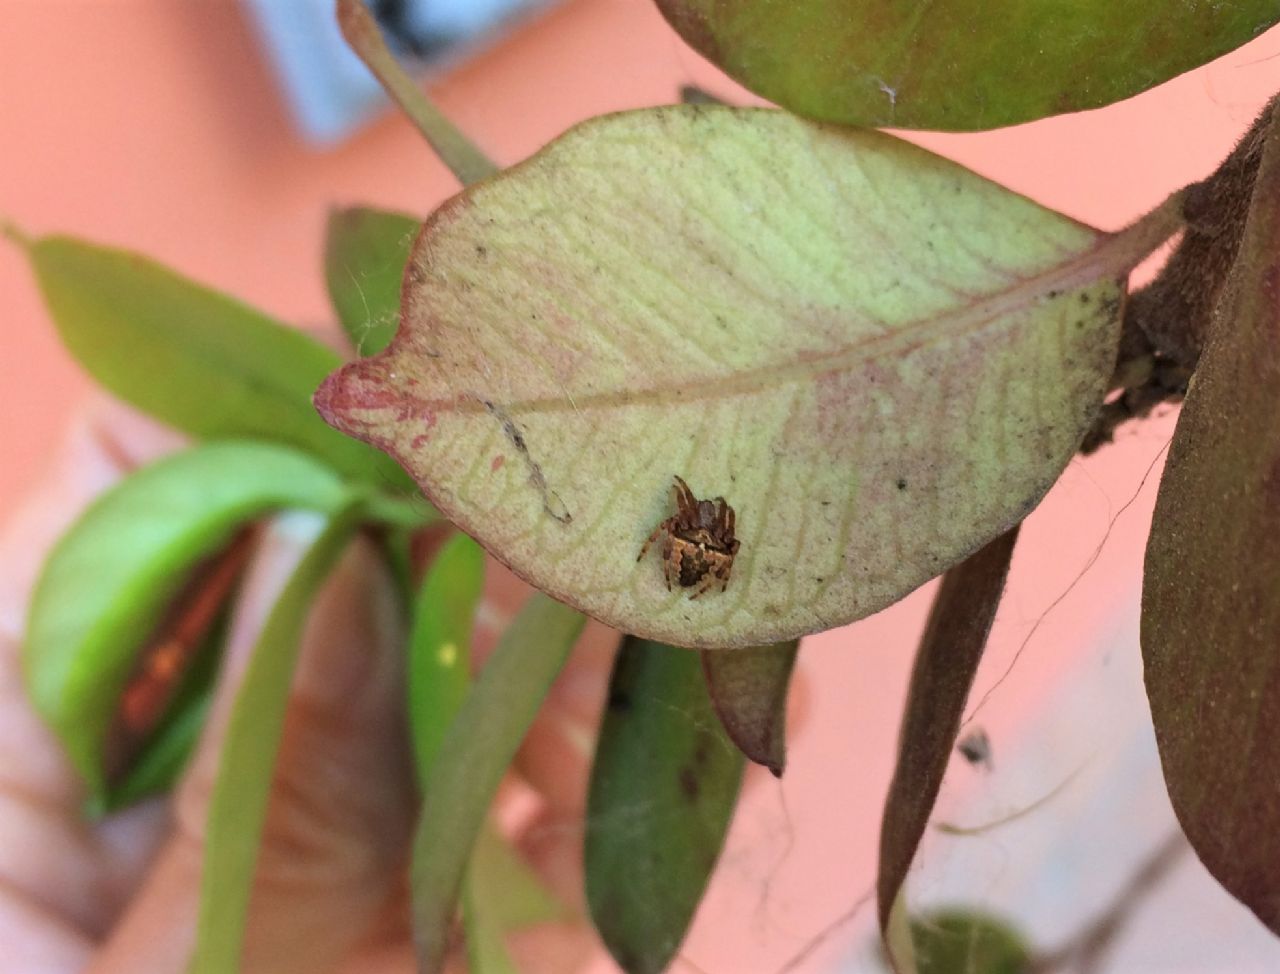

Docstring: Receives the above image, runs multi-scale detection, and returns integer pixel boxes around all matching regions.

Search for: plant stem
[1030,829,1189,973]
[335,0,498,187]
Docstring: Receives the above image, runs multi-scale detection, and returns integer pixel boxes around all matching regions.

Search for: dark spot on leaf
[607,689,632,712]
[678,765,700,801]
[897,478,908,490]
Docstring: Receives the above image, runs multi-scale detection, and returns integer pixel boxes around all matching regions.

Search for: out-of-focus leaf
[325,206,419,357]
[407,532,486,777]
[464,826,571,974]
[880,908,1031,974]
[316,107,1174,648]
[24,442,347,798]
[586,637,744,974]
[407,534,567,972]
[1142,108,1280,934]
[191,509,360,974]
[98,609,228,813]
[701,641,799,776]
[467,826,568,931]
[877,528,1018,937]
[655,1,1280,131]
[410,594,584,974]
[17,233,406,485]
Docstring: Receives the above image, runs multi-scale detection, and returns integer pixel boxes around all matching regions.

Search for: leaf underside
[701,640,799,775]
[655,0,1280,131]
[1142,108,1280,934]
[317,107,1124,648]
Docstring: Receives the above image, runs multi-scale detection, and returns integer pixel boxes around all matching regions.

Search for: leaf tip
[1,218,31,249]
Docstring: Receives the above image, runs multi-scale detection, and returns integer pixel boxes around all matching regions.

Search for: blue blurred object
[244,0,558,144]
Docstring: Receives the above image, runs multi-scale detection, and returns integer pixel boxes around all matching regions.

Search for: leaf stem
[335,0,498,187]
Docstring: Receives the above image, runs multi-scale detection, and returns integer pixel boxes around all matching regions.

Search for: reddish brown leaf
[877,527,1019,938]
[701,641,799,777]
[1142,106,1280,934]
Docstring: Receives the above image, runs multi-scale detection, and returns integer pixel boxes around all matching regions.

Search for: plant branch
[1086,98,1278,452]
[1029,830,1189,974]
[335,0,498,187]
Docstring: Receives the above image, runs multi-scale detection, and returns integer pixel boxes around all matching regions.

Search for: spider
[637,475,740,599]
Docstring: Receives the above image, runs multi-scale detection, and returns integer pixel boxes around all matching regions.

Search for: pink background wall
[4,3,1279,971]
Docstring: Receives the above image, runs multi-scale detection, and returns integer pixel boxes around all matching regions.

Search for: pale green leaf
[317,107,1173,648]
[410,594,584,973]
[24,442,348,798]
[191,508,360,974]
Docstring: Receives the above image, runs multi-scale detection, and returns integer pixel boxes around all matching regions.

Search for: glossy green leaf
[1142,108,1280,934]
[878,529,1018,937]
[586,637,744,974]
[317,107,1174,648]
[17,233,404,485]
[325,206,420,357]
[408,532,486,777]
[411,593,584,974]
[701,641,799,776]
[655,1,1280,131]
[24,442,348,797]
[882,909,1031,974]
[192,508,360,974]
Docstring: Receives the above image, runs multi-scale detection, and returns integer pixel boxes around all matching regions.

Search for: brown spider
[637,475,740,599]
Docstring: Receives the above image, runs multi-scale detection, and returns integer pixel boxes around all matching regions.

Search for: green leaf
[1142,106,1280,934]
[884,909,1032,974]
[18,233,405,485]
[407,535,567,971]
[316,107,1173,648]
[701,641,799,776]
[192,508,360,974]
[655,1,1280,131]
[411,593,584,974]
[325,207,420,358]
[408,532,486,778]
[878,529,1018,939]
[586,637,744,974]
[467,826,568,931]
[24,442,348,798]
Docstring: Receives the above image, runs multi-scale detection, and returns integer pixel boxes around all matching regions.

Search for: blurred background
[3,2,1280,971]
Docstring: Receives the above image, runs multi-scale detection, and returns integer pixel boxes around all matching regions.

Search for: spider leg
[673,475,697,515]
[688,571,718,600]
[637,523,665,562]
[725,504,735,539]
[663,535,678,591]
